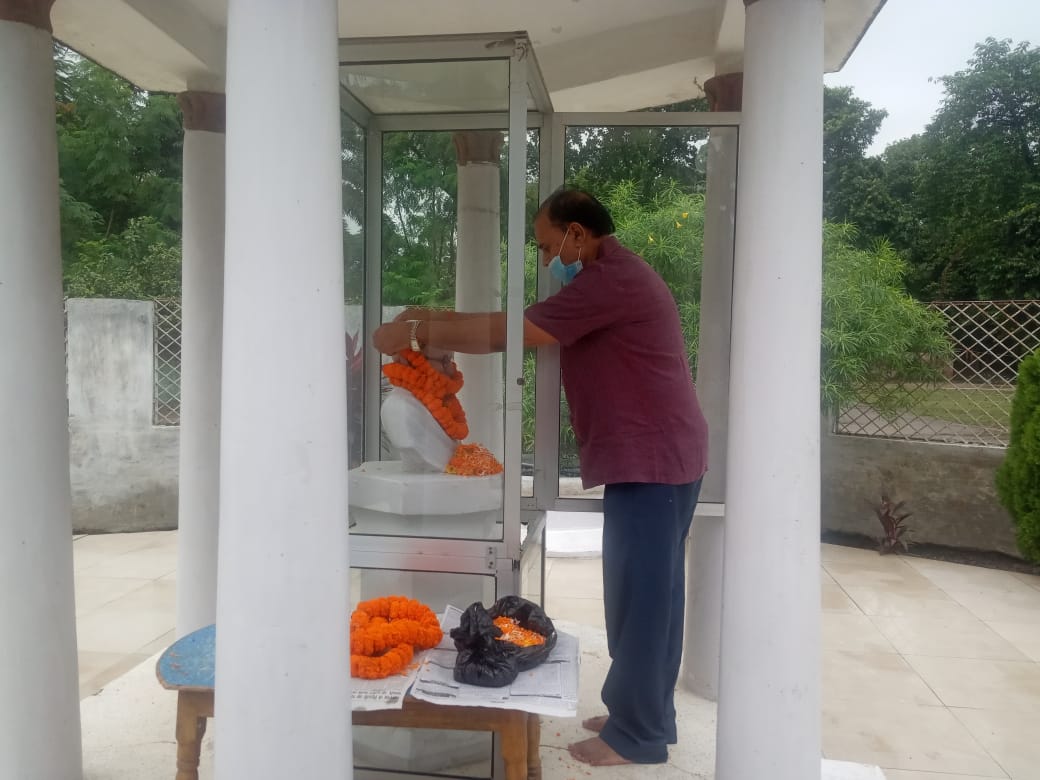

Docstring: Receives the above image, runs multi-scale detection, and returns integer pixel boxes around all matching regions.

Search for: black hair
[537,187,616,237]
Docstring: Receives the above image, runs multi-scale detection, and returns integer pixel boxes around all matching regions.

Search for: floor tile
[823,650,941,705]
[76,602,176,655]
[139,629,177,658]
[821,544,887,565]
[943,584,1040,624]
[79,650,150,699]
[871,615,1029,660]
[988,620,1040,662]
[825,561,936,592]
[823,613,898,654]
[906,557,1031,593]
[74,531,174,555]
[545,558,602,600]
[74,576,153,616]
[905,655,1040,711]
[822,698,1004,776]
[822,567,837,585]
[823,583,862,613]
[79,546,179,580]
[952,705,1040,780]
[843,586,976,619]
[543,596,605,628]
[1011,571,1040,591]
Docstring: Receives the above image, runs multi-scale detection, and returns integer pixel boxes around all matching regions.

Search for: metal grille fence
[153,298,182,426]
[836,300,1040,448]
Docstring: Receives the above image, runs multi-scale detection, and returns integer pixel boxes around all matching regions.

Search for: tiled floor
[75,533,1040,779]
[74,531,178,699]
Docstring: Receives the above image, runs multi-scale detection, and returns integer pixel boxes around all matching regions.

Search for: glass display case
[338,32,738,779]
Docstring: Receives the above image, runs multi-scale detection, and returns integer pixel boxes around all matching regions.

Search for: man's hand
[372,321,411,355]
[393,307,431,323]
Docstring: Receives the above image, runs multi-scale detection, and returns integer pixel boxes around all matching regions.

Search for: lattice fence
[836,300,1040,448]
[153,298,182,426]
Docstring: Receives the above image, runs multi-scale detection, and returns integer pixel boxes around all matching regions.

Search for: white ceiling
[51,0,886,110]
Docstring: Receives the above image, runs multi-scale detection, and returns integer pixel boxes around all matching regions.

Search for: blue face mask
[548,233,583,284]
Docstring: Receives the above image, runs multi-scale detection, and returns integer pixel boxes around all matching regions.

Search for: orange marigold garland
[382,350,468,441]
[383,348,504,477]
[350,595,443,679]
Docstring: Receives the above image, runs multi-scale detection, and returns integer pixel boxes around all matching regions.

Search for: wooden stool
[157,625,542,780]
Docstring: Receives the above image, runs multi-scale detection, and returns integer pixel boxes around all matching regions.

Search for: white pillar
[683,73,741,701]
[175,91,226,638]
[716,1,823,778]
[453,131,504,458]
[215,1,351,778]
[0,3,83,778]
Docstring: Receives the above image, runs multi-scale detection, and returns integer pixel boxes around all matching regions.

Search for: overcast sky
[824,0,1040,155]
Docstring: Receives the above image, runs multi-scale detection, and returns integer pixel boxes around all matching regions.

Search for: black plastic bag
[488,595,557,672]
[450,597,557,687]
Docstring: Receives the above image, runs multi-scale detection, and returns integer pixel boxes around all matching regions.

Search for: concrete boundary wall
[821,428,1018,557]
[67,299,179,532]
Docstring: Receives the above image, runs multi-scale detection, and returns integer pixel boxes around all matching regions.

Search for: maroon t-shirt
[525,236,709,489]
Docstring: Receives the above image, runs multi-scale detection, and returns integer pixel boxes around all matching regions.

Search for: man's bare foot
[581,714,608,733]
[568,736,632,766]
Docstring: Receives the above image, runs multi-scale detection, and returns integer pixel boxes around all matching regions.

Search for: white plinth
[349,461,502,539]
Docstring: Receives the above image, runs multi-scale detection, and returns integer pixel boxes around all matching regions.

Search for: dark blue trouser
[598,480,701,763]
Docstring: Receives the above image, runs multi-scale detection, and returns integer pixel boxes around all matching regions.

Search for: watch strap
[406,319,422,352]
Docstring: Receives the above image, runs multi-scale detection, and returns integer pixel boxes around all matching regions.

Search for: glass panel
[555,123,731,499]
[340,60,509,115]
[347,128,512,541]
[342,111,366,470]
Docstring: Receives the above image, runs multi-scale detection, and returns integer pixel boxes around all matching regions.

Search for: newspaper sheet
[409,604,580,717]
[351,655,426,711]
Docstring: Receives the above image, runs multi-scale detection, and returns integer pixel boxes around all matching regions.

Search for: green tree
[822,86,895,242]
[54,46,184,298]
[64,217,181,298]
[821,223,951,411]
[379,132,459,307]
[996,348,1040,562]
[894,39,1040,300]
[566,99,709,199]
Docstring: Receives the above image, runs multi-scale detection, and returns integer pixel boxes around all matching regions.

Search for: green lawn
[910,386,1013,428]
[857,384,1013,429]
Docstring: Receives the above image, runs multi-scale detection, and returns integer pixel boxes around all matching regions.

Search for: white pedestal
[349,461,502,539]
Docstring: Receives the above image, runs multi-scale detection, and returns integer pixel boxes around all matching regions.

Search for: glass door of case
[526,112,739,515]
[342,36,541,609]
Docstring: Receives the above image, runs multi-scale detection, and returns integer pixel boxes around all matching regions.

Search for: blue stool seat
[156,624,215,691]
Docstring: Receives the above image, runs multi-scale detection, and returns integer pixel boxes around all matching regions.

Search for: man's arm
[392,307,491,324]
[372,312,557,355]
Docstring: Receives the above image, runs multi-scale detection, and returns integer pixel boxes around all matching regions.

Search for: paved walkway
[75,532,1040,779]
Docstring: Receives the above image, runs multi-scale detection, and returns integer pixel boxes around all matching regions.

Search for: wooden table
[156,625,542,780]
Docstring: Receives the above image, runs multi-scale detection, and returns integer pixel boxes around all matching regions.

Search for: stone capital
[178,91,226,133]
[452,131,504,166]
[0,0,56,31]
[704,72,743,112]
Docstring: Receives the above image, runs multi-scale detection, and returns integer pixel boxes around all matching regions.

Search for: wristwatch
[406,319,422,352]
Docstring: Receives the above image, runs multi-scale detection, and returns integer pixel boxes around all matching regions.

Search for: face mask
[548,233,583,284]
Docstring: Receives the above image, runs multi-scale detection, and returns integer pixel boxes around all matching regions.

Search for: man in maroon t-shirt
[373,188,709,767]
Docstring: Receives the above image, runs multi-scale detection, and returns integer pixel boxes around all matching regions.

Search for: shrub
[996,348,1040,562]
